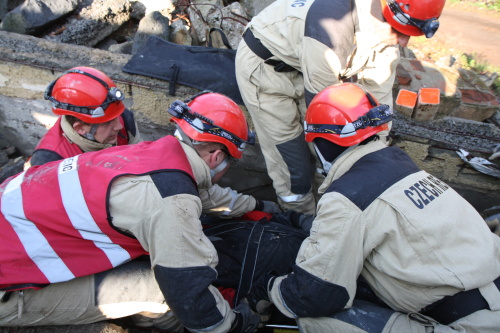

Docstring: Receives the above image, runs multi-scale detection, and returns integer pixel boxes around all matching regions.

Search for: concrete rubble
[0,0,499,331]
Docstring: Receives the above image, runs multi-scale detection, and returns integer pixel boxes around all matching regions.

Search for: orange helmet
[169,91,255,159]
[304,83,392,147]
[381,0,446,38]
[44,66,125,124]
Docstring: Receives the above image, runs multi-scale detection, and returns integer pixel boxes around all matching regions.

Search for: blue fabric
[326,146,420,210]
[280,265,349,317]
[154,265,223,329]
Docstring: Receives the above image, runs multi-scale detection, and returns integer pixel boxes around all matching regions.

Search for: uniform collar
[178,140,213,190]
[318,140,387,194]
[61,115,114,152]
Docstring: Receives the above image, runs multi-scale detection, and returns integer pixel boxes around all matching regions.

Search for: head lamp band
[44,69,124,118]
[305,104,393,138]
[386,0,440,38]
[168,100,255,151]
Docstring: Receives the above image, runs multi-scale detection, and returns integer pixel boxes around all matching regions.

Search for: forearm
[200,185,257,218]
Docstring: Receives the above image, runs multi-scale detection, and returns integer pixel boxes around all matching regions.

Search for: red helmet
[44,66,125,124]
[381,0,446,38]
[304,83,392,147]
[169,91,255,159]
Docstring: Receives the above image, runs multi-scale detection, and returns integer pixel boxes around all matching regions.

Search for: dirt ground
[409,1,500,69]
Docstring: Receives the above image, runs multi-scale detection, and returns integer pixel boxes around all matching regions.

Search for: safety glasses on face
[304,104,393,138]
[168,100,256,151]
[386,0,440,38]
[44,69,125,118]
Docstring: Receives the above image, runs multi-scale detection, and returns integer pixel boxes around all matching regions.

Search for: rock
[1,0,78,35]
[108,41,133,54]
[239,0,275,17]
[188,0,223,45]
[132,11,170,55]
[170,19,192,46]
[0,0,24,21]
[130,0,147,21]
[44,0,132,47]
[0,156,24,183]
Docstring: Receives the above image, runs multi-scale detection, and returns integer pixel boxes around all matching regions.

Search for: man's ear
[73,121,88,135]
[208,149,225,169]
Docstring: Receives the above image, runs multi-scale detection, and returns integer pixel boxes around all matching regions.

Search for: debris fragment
[456,148,500,178]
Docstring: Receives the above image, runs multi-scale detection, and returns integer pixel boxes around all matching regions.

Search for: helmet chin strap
[210,157,229,178]
[313,142,332,176]
[82,124,99,142]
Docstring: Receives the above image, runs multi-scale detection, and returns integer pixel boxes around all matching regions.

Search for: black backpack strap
[169,64,179,96]
[208,28,233,49]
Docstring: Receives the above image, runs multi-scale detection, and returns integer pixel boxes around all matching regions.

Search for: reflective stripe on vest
[0,136,195,290]
[2,156,131,284]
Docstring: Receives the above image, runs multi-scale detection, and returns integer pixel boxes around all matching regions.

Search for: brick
[395,89,417,117]
[412,88,441,122]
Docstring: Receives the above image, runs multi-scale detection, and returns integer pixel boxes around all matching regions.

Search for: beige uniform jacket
[235,0,397,214]
[269,140,500,332]
[245,0,399,106]
[109,141,257,332]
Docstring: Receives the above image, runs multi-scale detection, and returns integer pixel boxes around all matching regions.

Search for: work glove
[229,301,261,333]
[254,199,282,214]
[270,210,315,232]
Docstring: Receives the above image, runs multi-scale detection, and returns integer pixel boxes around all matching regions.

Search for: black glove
[229,301,261,333]
[270,210,315,232]
[246,272,277,314]
[254,199,282,214]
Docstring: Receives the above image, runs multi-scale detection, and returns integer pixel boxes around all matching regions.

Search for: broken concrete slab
[44,0,132,47]
[1,0,78,34]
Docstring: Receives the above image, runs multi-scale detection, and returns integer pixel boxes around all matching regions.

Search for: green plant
[450,0,500,12]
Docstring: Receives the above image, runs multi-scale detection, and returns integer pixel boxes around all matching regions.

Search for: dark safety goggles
[304,104,393,138]
[168,100,255,151]
[386,0,440,38]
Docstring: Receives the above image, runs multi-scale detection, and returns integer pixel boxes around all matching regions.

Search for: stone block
[450,89,500,122]
[395,89,417,117]
[412,88,440,122]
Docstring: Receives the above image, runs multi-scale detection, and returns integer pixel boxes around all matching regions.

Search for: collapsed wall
[0,29,275,201]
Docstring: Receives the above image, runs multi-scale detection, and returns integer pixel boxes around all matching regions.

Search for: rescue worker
[245,83,500,332]
[235,0,446,214]
[0,92,281,333]
[28,66,142,167]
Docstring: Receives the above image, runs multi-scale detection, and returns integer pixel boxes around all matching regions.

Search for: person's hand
[229,301,261,333]
[270,210,315,232]
[255,200,282,214]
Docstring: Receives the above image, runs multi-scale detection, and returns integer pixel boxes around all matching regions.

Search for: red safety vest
[0,136,194,291]
[33,116,130,159]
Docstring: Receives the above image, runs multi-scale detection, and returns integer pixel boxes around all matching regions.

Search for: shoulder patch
[150,171,198,198]
[326,147,420,210]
